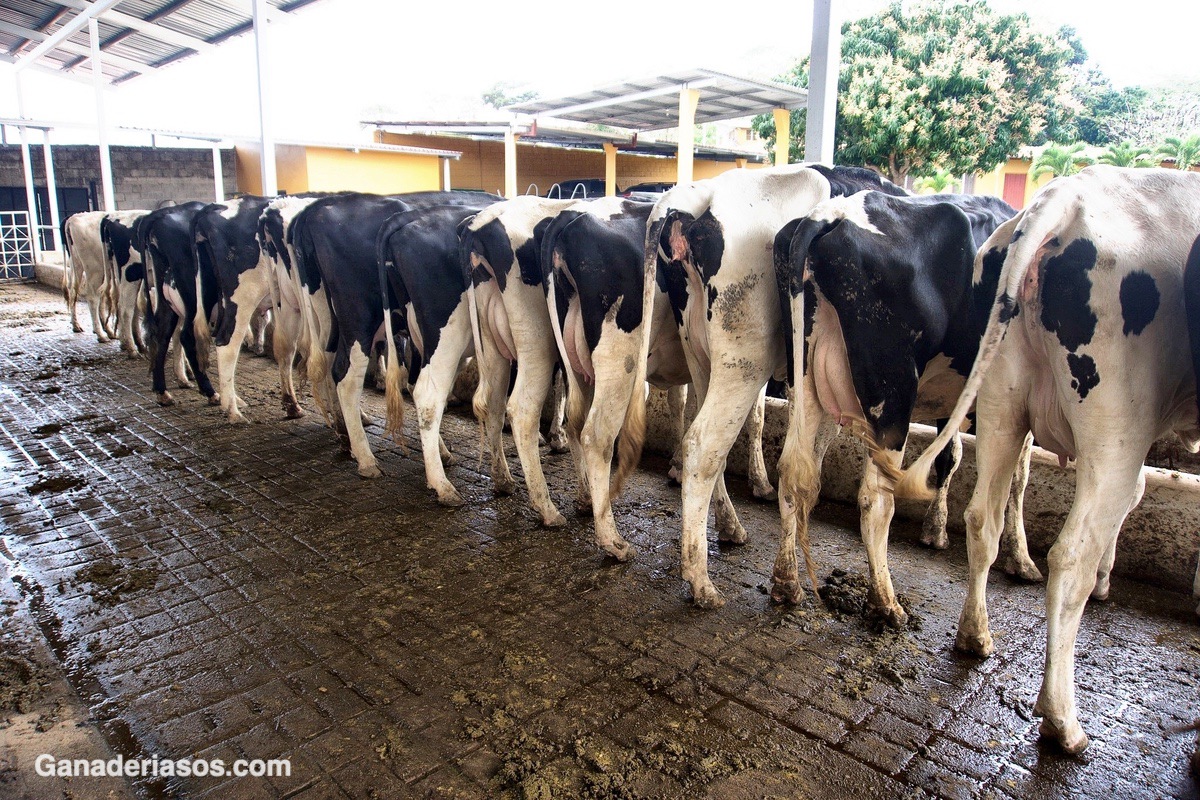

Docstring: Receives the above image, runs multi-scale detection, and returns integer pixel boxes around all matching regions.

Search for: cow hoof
[207,394,222,407]
[871,602,908,629]
[667,465,682,485]
[156,392,175,407]
[1091,578,1111,602]
[717,524,748,545]
[751,483,777,502]
[358,464,383,479]
[548,433,570,454]
[602,539,636,562]
[769,577,803,605]
[1003,557,1044,583]
[96,335,110,344]
[178,380,194,390]
[441,451,459,467]
[919,528,949,550]
[436,488,465,507]
[494,477,517,496]
[227,411,248,424]
[575,498,594,517]
[284,404,305,420]
[1037,715,1089,755]
[954,627,994,657]
[125,351,142,361]
[72,324,84,334]
[691,582,727,610]
[542,510,568,528]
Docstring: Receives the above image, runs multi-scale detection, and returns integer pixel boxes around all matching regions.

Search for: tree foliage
[753,1,1078,182]
[1156,134,1200,170]
[1031,142,1093,181]
[482,82,539,110]
[1097,141,1154,168]
[914,168,960,193]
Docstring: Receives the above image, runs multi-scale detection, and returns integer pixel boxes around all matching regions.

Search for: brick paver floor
[1,281,1198,799]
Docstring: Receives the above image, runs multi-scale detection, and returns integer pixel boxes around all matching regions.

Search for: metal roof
[365,120,767,164]
[505,68,808,132]
[0,0,321,85]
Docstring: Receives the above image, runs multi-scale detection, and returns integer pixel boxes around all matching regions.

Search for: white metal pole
[42,128,62,251]
[805,0,841,165]
[442,157,451,191]
[252,0,278,196]
[212,145,224,202]
[14,73,41,261]
[89,18,116,211]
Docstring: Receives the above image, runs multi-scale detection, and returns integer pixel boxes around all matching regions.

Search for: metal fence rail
[0,211,36,281]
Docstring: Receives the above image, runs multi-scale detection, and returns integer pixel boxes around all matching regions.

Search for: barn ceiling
[0,0,321,84]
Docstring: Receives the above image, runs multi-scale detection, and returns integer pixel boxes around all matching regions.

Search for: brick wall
[0,144,238,211]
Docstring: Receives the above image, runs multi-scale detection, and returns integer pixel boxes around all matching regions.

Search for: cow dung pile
[0,654,46,714]
[73,559,159,606]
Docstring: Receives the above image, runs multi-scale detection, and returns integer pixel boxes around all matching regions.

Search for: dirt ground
[1,281,1198,799]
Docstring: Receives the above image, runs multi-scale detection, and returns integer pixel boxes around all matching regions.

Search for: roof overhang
[0,0,323,85]
[504,68,808,132]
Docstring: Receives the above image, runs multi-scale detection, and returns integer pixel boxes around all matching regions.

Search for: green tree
[1097,141,1154,168]
[1031,143,1094,181]
[1156,134,1200,170]
[482,82,538,110]
[753,1,1077,183]
[914,168,960,193]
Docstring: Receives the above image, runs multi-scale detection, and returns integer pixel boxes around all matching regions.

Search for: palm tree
[1156,135,1200,170]
[1031,143,1094,182]
[1098,141,1154,168]
[914,168,959,194]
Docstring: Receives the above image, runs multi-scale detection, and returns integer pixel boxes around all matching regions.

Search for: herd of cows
[55,163,1200,758]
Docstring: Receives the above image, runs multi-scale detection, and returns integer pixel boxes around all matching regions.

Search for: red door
[1002,173,1027,209]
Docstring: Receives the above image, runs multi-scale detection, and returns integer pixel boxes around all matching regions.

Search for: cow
[99,210,152,358]
[135,201,219,406]
[292,191,501,477]
[895,166,1200,753]
[1182,228,1200,618]
[63,211,116,342]
[378,205,484,505]
[191,195,273,423]
[771,190,1038,627]
[539,195,776,561]
[643,163,907,608]
[460,196,583,526]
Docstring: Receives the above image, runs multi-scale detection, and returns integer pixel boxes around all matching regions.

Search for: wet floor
[1,281,1198,800]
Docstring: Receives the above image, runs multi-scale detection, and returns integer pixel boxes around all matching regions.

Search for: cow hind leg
[1001,431,1043,582]
[507,351,565,527]
[859,449,909,627]
[746,387,777,501]
[413,326,472,506]
[273,305,305,419]
[667,384,691,484]
[473,321,516,495]
[179,314,218,404]
[87,292,109,343]
[118,281,143,358]
[547,370,570,453]
[1034,456,1144,755]
[921,430,962,550]
[336,342,380,478]
[171,327,194,389]
[216,299,260,424]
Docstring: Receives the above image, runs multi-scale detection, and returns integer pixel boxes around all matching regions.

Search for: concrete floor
[1,281,1198,800]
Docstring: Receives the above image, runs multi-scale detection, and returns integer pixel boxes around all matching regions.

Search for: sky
[0,0,1197,146]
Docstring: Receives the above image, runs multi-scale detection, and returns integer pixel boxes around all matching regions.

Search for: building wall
[379,132,757,195]
[0,144,237,210]
[302,147,441,194]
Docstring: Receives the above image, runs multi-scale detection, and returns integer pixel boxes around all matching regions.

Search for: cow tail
[190,214,213,375]
[609,217,661,503]
[376,213,407,448]
[460,234,489,466]
[894,205,1055,500]
[292,213,335,426]
[62,218,75,307]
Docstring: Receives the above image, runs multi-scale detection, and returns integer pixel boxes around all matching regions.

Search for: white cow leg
[668,384,692,484]
[746,387,776,501]
[1000,431,1043,581]
[216,298,260,424]
[956,423,1030,657]
[474,323,516,495]
[413,323,472,506]
[1035,455,1143,755]
[1091,468,1144,601]
[67,267,83,333]
[88,294,110,343]
[507,352,565,527]
[921,431,962,550]
[117,281,142,357]
[859,450,908,627]
[547,370,570,453]
[561,364,593,514]
[336,342,380,478]
[171,327,194,388]
[679,376,763,609]
[274,305,305,418]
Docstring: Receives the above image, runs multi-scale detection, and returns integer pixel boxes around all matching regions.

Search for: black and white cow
[540,195,776,560]
[644,164,906,608]
[378,204,483,505]
[897,166,1200,753]
[1189,234,1200,618]
[63,211,115,342]
[460,196,582,525]
[292,191,500,476]
[192,195,273,423]
[136,201,219,406]
[771,190,1038,626]
[99,210,152,357]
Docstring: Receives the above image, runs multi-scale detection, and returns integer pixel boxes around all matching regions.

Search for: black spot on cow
[124,263,144,283]
[1040,238,1098,352]
[1011,229,1024,242]
[519,218,552,290]
[707,285,717,321]
[1067,353,1100,400]
[1119,271,1159,336]
[660,261,689,328]
[686,212,726,283]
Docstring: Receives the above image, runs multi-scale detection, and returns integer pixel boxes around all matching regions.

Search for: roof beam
[54,0,218,54]
[12,0,126,73]
[530,78,720,119]
[0,19,148,76]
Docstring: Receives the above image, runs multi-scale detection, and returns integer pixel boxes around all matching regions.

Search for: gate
[0,211,36,281]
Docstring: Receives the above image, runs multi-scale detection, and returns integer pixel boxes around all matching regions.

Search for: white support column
[603,143,617,197]
[676,86,699,185]
[212,145,224,202]
[503,127,517,199]
[442,157,451,191]
[42,129,62,251]
[14,74,41,260]
[89,18,116,211]
[253,0,278,197]
[805,0,841,165]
